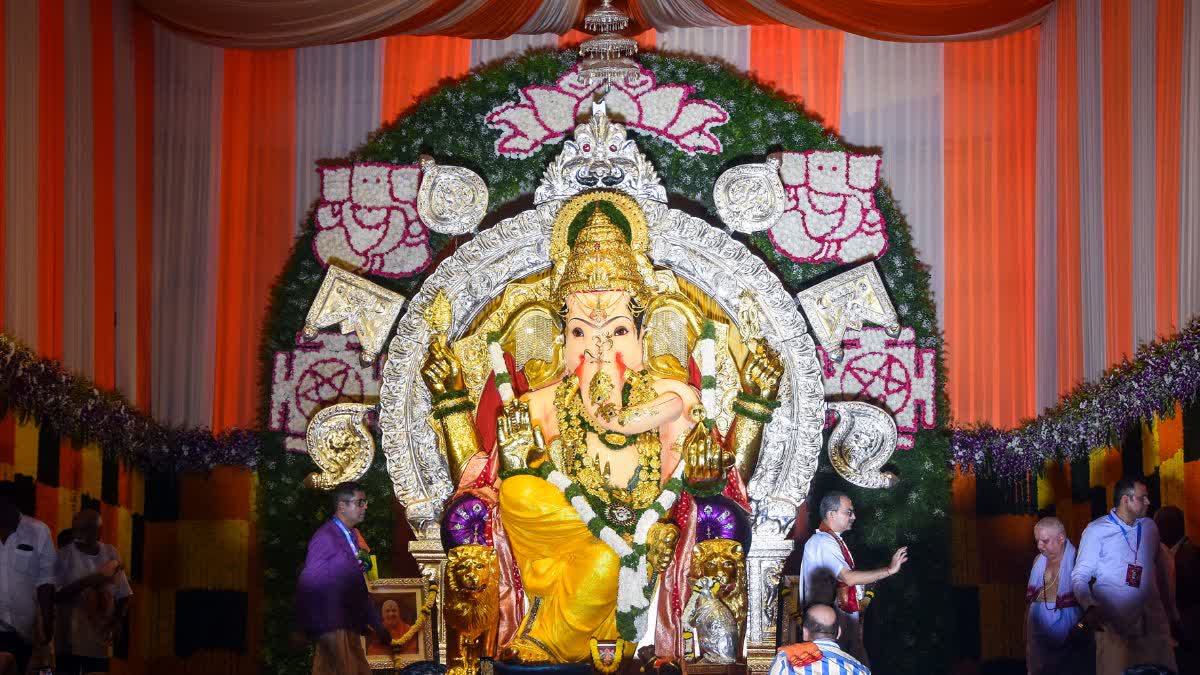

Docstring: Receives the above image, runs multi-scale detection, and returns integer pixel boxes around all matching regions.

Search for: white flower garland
[533,461,684,641]
[697,321,718,428]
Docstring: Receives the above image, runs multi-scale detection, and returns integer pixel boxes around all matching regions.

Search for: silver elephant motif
[827,401,899,489]
[682,576,739,664]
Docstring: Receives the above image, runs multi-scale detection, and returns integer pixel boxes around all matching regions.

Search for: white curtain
[1075,0,1108,380]
[1034,4,1059,409]
[1180,0,1200,324]
[4,0,39,348]
[656,26,750,71]
[64,0,96,377]
[151,25,222,427]
[1131,0,1158,348]
[840,37,946,326]
[293,40,383,235]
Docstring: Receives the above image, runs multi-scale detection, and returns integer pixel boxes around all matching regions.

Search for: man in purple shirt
[296,481,387,675]
[1072,477,1177,675]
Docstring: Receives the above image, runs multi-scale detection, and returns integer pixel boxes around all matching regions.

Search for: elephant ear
[847,154,882,192]
[499,301,562,390]
[641,293,704,381]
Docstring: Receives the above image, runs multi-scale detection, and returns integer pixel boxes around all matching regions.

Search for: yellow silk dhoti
[499,474,621,662]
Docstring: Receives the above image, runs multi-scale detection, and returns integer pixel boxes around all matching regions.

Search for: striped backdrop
[5,0,1197,435]
[1,0,1199,672]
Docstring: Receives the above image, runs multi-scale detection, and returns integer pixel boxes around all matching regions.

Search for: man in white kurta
[1025,517,1087,674]
[800,491,907,665]
[1071,478,1177,675]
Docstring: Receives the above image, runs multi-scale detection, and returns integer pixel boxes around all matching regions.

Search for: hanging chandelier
[578,0,640,86]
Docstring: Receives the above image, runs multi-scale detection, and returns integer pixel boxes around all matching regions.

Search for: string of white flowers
[486,332,515,402]
[698,320,718,429]
[539,461,684,641]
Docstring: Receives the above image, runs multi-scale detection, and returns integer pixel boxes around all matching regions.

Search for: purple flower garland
[952,317,1200,478]
[0,334,259,472]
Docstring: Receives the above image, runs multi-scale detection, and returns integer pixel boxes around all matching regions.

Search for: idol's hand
[421,339,466,395]
[497,399,546,472]
[682,407,733,485]
[740,340,784,400]
[646,522,681,578]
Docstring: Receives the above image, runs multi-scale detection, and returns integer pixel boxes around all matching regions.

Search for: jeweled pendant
[605,502,636,528]
[603,431,628,446]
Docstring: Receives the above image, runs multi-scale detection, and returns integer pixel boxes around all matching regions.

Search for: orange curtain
[1155,0,1185,336]
[1055,0,1083,397]
[212,50,296,432]
[943,28,1040,427]
[748,26,843,131]
[380,36,471,124]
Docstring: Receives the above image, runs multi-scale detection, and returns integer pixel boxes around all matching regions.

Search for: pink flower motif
[815,327,936,450]
[768,151,888,264]
[486,65,729,158]
[312,162,430,279]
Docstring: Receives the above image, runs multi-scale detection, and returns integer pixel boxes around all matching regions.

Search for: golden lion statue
[690,539,747,630]
[445,544,500,675]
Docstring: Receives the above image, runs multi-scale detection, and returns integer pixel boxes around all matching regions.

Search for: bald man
[54,509,131,675]
[1025,517,1087,674]
[769,604,870,675]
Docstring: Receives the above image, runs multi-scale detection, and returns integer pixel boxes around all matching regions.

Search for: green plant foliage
[258,49,951,675]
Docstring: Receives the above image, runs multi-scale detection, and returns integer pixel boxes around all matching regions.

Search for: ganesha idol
[421,192,787,663]
[375,103,896,668]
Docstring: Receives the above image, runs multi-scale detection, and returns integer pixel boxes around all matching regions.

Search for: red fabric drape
[732,0,1052,41]
[136,0,1051,48]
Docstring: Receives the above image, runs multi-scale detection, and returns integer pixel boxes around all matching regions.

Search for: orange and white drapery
[134,0,1051,48]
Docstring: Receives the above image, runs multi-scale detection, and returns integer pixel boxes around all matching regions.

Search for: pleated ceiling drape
[135,0,1052,48]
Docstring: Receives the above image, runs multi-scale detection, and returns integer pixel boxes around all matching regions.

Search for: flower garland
[952,317,1200,478]
[0,333,259,472]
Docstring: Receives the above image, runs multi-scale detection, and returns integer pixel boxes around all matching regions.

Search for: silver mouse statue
[681,576,738,664]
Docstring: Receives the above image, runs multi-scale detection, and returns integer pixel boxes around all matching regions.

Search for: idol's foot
[500,637,553,664]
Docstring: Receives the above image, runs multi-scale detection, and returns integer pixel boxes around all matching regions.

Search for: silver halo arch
[376,106,828,654]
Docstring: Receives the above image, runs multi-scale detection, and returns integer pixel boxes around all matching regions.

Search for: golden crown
[552,207,650,305]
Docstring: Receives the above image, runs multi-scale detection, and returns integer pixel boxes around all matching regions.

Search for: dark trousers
[57,653,111,674]
[0,631,32,673]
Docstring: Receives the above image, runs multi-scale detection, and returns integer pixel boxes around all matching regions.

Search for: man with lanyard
[1072,477,1178,675]
[799,491,907,665]
[295,481,389,675]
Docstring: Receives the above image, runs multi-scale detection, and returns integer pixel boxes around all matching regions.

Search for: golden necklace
[554,374,662,515]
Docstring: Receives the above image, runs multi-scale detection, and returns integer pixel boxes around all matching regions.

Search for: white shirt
[55,542,132,658]
[1071,510,1170,638]
[800,531,851,610]
[0,515,56,640]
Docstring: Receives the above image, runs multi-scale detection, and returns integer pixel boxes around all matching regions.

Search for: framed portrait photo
[365,578,433,670]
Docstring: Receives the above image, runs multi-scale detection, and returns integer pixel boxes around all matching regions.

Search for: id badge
[1125,563,1143,588]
